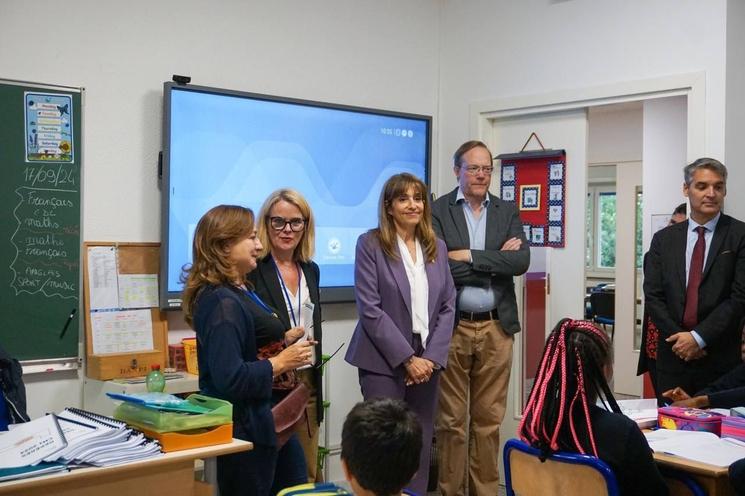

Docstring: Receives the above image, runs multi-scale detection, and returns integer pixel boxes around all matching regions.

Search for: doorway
[474,76,698,484]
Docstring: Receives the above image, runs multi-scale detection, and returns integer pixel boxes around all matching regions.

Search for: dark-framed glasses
[463,165,494,175]
[270,216,306,232]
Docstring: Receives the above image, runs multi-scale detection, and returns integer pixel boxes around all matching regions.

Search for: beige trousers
[436,319,514,496]
[293,368,321,482]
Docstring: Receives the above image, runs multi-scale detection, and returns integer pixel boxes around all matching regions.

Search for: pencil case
[658,406,724,435]
[722,416,745,442]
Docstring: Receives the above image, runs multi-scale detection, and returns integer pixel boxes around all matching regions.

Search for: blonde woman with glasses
[250,189,324,482]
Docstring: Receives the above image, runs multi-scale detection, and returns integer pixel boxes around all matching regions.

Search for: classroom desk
[654,451,735,496]
[0,438,251,496]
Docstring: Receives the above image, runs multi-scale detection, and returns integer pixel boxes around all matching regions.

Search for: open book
[645,429,745,467]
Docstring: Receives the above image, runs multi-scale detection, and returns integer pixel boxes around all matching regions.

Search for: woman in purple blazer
[345,173,456,495]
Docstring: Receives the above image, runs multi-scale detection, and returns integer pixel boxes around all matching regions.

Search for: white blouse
[397,235,430,348]
[278,266,310,330]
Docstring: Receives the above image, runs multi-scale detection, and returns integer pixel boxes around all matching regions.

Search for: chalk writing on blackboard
[9,161,79,299]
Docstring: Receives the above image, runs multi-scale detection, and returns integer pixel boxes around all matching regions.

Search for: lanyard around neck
[273,258,302,327]
[242,288,276,317]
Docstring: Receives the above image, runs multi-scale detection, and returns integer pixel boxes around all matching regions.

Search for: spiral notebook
[49,407,161,466]
[0,414,67,469]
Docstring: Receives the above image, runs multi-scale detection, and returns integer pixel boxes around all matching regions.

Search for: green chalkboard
[0,80,82,361]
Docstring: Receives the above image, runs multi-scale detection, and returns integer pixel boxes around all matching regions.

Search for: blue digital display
[161,84,430,305]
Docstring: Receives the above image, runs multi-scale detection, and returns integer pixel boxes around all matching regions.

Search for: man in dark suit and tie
[431,140,529,496]
[644,157,745,396]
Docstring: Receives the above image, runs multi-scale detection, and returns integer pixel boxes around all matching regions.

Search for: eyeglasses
[269,216,306,232]
[462,165,494,176]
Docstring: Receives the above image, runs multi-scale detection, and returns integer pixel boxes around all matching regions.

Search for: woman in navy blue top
[182,205,315,496]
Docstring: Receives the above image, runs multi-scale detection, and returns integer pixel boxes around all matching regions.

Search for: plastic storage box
[113,393,232,433]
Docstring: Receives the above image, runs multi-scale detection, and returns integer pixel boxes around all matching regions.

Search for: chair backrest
[503,438,619,496]
[590,290,615,320]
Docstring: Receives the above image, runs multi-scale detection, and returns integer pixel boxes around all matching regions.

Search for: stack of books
[51,407,162,466]
[0,407,162,483]
[0,414,68,481]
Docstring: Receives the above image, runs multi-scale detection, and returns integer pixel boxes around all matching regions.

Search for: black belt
[458,309,498,322]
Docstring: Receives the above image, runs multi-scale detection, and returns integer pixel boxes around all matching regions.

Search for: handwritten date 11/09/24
[24,164,76,188]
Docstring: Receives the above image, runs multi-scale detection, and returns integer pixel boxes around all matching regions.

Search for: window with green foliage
[636,189,643,269]
[598,192,616,268]
[586,184,616,273]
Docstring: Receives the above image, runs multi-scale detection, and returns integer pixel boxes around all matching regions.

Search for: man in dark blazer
[431,140,529,496]
[644,157,745,396]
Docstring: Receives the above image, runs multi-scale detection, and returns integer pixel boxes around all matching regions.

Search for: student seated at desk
[663,362,745,409]
[520,319,668,496]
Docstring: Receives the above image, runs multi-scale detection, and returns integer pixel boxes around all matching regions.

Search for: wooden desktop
[0,438,251,496]
[654,450,735,496]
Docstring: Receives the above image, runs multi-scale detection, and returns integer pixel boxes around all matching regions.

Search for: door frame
[466,73,706,474]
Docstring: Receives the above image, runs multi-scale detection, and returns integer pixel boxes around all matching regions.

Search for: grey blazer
[431,187,529,334]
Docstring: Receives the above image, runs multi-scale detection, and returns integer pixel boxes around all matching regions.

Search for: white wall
[726,0,745,217]
[588,103,642,164]
[437,0,727,197]
[0,0,441,241]
[0,1,441,470]
[642,96,688,252]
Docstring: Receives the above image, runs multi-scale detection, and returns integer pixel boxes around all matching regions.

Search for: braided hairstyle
[519,318,620,458]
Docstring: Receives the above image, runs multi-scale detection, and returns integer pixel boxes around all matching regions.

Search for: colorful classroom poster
[24,92,74,162]
[498,150,567,248]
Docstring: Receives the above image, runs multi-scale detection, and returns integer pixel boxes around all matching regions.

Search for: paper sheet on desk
[645,429,745,467]
[612,398,658,428]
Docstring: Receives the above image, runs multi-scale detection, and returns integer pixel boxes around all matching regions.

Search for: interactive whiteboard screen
[160,83,431,307]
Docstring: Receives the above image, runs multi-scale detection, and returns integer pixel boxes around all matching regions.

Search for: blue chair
[659,467,707,496]
[503,438,619,496]
[503,438,706,496]
[589,286,615,341]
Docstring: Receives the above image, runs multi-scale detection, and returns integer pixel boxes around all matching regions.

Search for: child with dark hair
[520,319,668,496]
[341,398,422,496]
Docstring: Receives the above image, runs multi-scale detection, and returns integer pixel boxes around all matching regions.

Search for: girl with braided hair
[519,319,668,495]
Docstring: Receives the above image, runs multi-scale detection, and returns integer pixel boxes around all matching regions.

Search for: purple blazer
[345,231,456,376]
